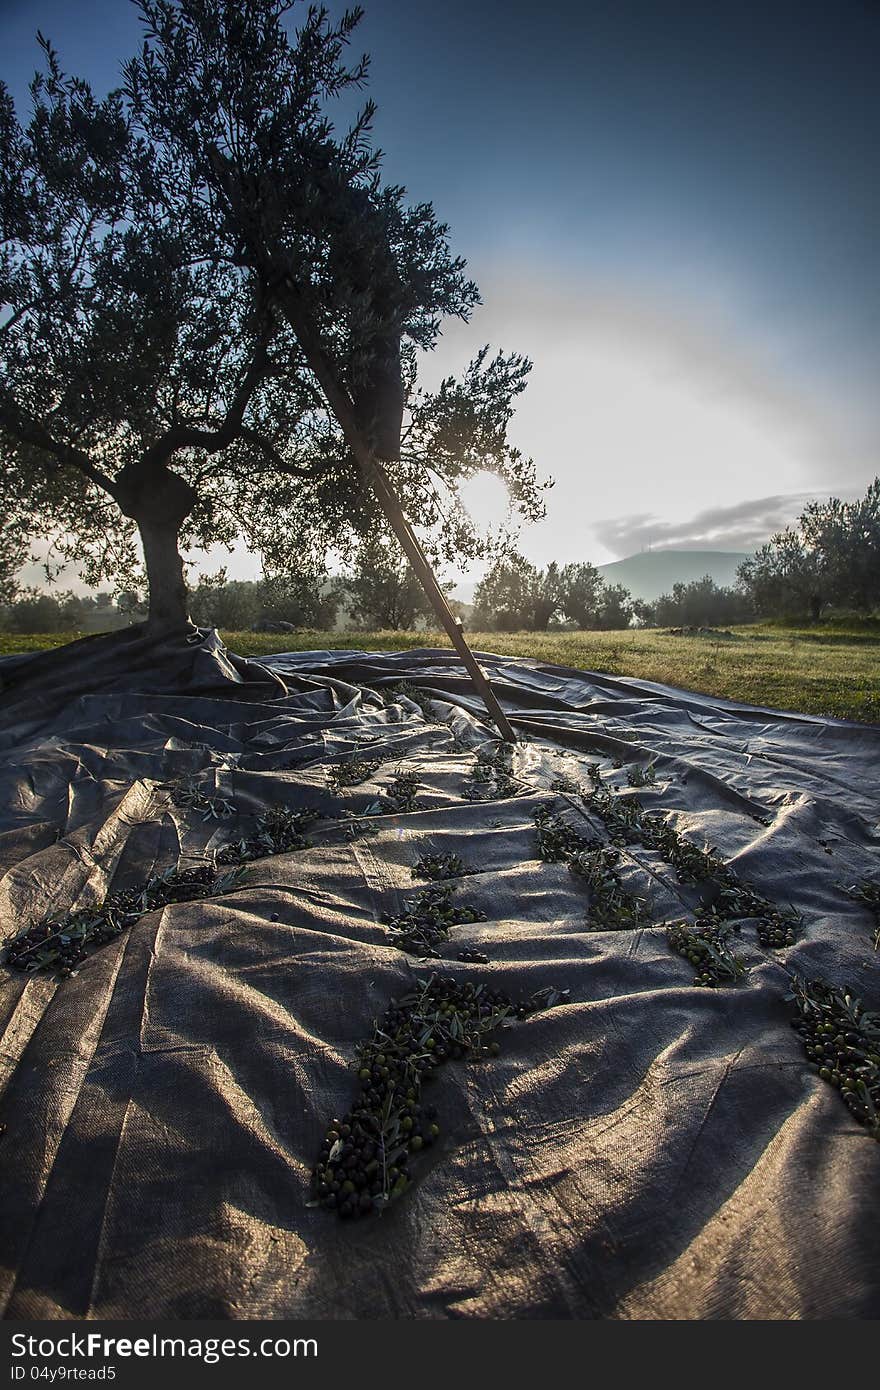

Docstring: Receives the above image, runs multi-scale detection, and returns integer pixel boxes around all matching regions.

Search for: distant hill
[597,549,750,602]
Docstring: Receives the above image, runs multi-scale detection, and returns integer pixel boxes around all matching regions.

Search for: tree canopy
[651,576,751,629]
[346,536,439,631]
[737,478,880,620]
[0,1,546,633]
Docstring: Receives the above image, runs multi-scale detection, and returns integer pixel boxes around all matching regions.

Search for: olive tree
[737,530,825,620]
[557,561,603,628]
[0,46,317,633]
[0,2,545,637]
[472,552,544,631]
[346,536,439,631]
[799,479,880,613]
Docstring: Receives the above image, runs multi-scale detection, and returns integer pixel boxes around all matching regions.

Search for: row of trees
[471,556,636,631]
[468,559,743,631]
[0,588,143,632]
[468,479,880,631]
[6,510,874,634]
[0,562,436,634]
[167,543,465,631]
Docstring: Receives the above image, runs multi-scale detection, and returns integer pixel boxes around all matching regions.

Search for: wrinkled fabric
[0,630,878,1320]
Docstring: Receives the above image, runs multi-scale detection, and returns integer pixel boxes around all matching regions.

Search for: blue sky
[2,0,878,580]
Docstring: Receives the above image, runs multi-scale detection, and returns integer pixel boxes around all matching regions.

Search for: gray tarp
[0,627,878,1319]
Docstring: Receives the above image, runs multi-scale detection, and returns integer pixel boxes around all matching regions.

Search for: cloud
[593,488,865,559]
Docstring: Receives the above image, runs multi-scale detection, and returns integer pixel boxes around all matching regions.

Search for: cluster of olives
[5,908,127,977]
[312,1102,441,1218]
[145,864,230,901]
[543,775,801,955]
[639,815,722,883]
[412,852,470,882]
[789,978,880,1138]
[667,919,746,988]
[380,681,438,724]
[5,864,245,978]
[312,974,555,1219]
[713,880,801,950]
[580,779,643,848]
[579,762,799,960]
[581,762,719,876]
[594,776,801,950]
[216,806,321,864]
[568,843,650,931]
[626,763,657,788]
[165,780,236,822]
[534,809,648,931]
[383,884,487,958]
[463,743,519,802]
[456,948,489,963]
[327,758,382,794]
[533,805,589,863]
[754,912,799,949]
[377,771,422,813]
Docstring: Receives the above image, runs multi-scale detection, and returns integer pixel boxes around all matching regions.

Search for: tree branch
[0,397,120,498]
[237,426,332,478]
[142,332,271,466]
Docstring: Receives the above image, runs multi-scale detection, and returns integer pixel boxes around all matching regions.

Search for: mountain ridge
[597,548,749,601]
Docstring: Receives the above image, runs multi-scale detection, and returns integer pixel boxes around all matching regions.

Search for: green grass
[2,622,878,724]
[0,630,94,654]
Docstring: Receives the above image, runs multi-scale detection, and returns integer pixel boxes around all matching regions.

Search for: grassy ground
[1,621,878,723]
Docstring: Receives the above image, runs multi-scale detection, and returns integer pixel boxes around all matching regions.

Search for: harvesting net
[0,628,878,1318]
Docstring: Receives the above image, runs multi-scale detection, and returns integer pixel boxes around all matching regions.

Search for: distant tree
[116,589,146,619]
[472,553,541,630]
[531,562,566,631]
[59,593,90,628]
[558,561,604,629]
[5,588,81,632]
[737,534,824,620]
[473,553,636,630]
[258,574,340,630]
[736,478,880,620]
[654,575,751,628]
[630,597,655,627]
[188,575,262,630]
[347,538,437,630]
[0,2,545,636]
[593,582,635,630]
[799,479,880,612]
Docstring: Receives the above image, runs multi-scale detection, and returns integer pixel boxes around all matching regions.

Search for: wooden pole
[271,281,517,742]
[206,147,517,742]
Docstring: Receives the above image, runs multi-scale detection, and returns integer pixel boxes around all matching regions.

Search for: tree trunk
[533,602,554,631]
[138,517,191,635]
[115,460,197,637]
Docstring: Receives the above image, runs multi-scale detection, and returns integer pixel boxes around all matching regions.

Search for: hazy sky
[2,0,878,581]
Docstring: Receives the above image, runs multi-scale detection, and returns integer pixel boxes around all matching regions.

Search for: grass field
[1,621,878,724]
